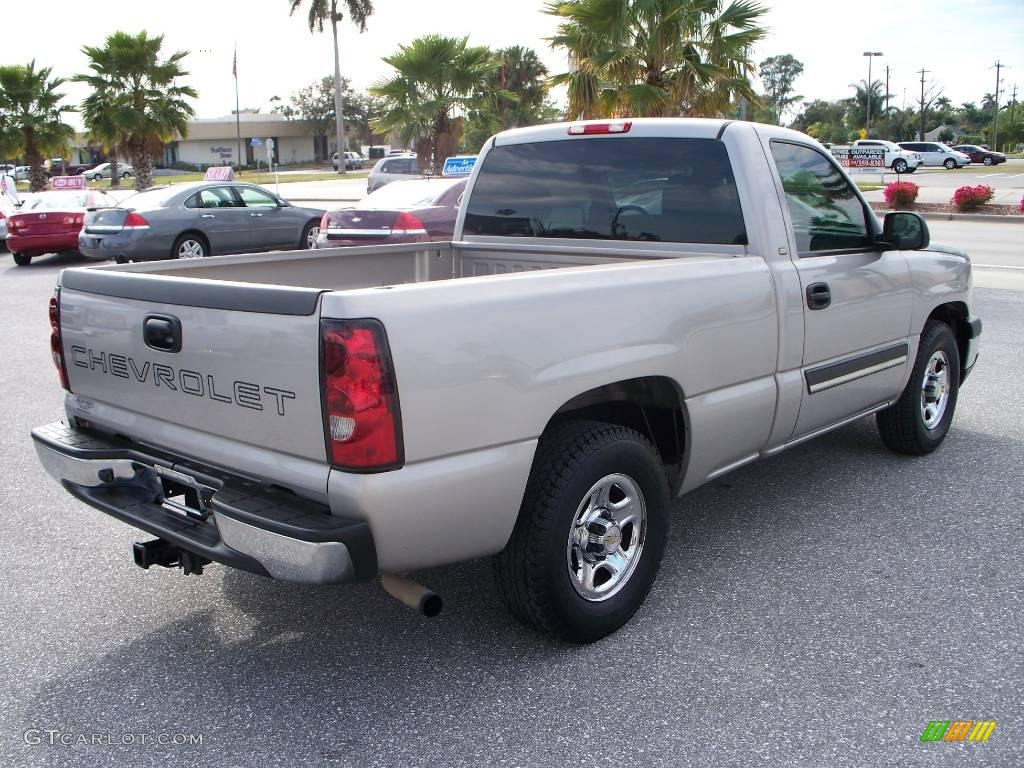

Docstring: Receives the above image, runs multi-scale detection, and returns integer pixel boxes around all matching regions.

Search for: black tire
[892,159,909,174]
[876,321,960,455]
[12,252,31,266]
[171,232,208,260]
[300,219,320,249]
[494,420,671,643]
[121,171,131,178]
[944,158,956,169]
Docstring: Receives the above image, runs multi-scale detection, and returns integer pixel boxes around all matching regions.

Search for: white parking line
[974,264,1024,271]
[975,173,1003,178]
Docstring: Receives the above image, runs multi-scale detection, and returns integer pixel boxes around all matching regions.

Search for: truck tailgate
[58,268,328,463]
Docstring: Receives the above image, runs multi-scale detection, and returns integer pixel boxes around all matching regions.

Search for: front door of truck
[768,140,913,439]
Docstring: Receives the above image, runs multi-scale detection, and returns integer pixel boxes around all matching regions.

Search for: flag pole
[233,44,242,170]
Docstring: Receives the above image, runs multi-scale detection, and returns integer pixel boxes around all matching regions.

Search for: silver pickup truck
[33,118,981,642]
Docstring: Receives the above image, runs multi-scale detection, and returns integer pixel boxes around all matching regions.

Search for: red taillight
[568,121,632,135]
[392,211,426,234]
[49,290,70,391]
[321,320,402,470]
[62,214,83,226]
[123,211,149,228]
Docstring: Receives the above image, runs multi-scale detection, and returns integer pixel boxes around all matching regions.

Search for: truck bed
[78,239,735,292]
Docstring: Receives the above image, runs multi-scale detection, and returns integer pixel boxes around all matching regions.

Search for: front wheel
[876,321,960,455]
[301,220,320,249]
[12,252,31,266]
[983,157,993,166]
[494,420,670,643]
[944,158,956,169]
[892,159,909,174]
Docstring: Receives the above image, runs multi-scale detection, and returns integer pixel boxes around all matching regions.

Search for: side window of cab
[770,141,872,255]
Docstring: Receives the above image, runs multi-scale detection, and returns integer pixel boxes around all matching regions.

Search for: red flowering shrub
[1019,194,1023,213]
[883,181,919,208]
[951,185,995,212]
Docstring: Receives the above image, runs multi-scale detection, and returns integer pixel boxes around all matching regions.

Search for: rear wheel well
[548,376,688,494]
[927,302,970,374]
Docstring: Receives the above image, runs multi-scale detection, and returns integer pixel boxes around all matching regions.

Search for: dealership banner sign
[51,175,86,191]
[830,147,886,171]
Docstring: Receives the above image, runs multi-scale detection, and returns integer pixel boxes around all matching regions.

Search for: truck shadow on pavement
[16,419,1022,766]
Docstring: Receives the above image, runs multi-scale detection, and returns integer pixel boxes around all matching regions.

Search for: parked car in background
[14,166,31,181]
[78,181,324,262]
[6,189,117,266]
[0,194,22,252]
[45,158,92,177]
[851,139,921,173]
[317,177,467,248]
[952,144,1007,166]
[332,151,365,171]
[897,142,971,169]
[386,148,414,156]
[83,162,135,181]
[366,156,422,193]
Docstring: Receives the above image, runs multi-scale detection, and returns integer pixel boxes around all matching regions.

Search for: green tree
[346,91,387,151]
[546,0,767,119]
[76,31,197,190]
[0,61,75,192]
[758,53,803,125]
[462,46,553,151]
[849,79,885,135]
[282,75,354,160]
[371,35,500,171]
[288,0,374,173]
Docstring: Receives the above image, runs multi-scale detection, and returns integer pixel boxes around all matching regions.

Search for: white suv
[852,140,920,174]
[897,142,971,169]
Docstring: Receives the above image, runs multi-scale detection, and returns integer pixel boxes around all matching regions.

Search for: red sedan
[7,189,116,266]
[316,178,466,248]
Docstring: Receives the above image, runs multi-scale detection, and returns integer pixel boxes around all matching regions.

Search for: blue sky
[4,0,1022,126]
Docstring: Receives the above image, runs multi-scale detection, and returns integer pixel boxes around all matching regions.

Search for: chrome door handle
[250,213,263,217]
[200,214,215,219]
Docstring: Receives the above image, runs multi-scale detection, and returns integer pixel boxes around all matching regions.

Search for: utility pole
[863,51,883,134]
[1010,84,1018,135]
[918,69,930,141]
[991,60,1005,150]
[885,65,891,138]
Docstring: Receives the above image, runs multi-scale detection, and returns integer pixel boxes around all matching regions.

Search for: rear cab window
[463,137,747,245]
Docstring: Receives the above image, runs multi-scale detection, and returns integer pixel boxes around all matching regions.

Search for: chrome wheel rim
[178,239,204,259]
[566,473,647,602]
[305,226,320,248]
[920,350,950,429]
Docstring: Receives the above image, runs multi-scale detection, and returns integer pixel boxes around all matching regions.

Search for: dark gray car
[78,182,324,262]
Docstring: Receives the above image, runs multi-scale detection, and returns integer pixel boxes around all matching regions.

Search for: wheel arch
[545,376,690,495]
[926,301,972,378]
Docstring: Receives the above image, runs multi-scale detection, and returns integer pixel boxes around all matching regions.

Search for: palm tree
[79,83,123,187]
[371,36,501,171]
[0,61,75,192]
[76,32,197,190]
[491,46,550,130]
[849,79,885,134]
[546,0,767,119]
[289,0,374,174]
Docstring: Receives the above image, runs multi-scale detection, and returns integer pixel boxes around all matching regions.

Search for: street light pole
[863,51,884,135]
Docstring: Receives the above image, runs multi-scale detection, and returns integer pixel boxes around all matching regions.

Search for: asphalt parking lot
[1,229,1022,766]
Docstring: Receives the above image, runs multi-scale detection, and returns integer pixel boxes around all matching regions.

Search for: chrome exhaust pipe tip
[380,573,443,617]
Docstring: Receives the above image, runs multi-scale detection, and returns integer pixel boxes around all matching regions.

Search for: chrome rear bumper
[32,422,376,584]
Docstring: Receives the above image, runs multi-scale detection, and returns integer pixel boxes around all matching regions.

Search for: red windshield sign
[51,175,86,191]
[204,166,235,182]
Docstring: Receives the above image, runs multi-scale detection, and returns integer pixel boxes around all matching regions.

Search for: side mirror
[881,211,929,250]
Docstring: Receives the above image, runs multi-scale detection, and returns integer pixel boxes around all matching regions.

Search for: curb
[868,205,1024,224]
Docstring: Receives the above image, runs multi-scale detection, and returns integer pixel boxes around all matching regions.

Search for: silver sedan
[78,182,324,262]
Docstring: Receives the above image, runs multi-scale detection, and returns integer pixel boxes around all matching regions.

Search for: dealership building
[69,113,382,170]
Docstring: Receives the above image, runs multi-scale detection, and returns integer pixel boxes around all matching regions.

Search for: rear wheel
[12,252,31,266]
[876,321,960,455]
[494,420,670,643]
[121,171,132,178]
[172,233,207,260]
[301,220,320,249]
[944,158,956,169]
